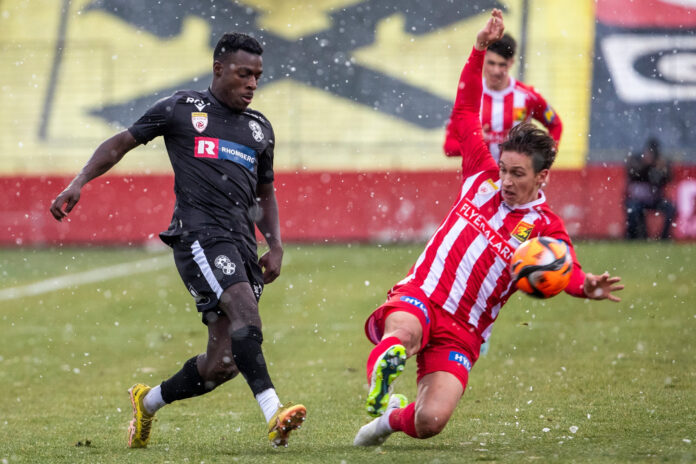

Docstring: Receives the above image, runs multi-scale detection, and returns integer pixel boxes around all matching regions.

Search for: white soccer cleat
[354,393,407,447]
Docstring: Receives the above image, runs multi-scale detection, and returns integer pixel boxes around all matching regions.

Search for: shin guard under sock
[388,402,419,438]
[366,336,402,383]
[230,326,274,396]
[160,356,210,404]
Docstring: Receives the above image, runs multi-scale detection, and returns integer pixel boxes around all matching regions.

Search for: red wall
[2,167,694,246]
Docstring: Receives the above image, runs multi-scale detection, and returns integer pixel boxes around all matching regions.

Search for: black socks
[160,356,210,404]
[230,326,274,395]
[160,326,274,402]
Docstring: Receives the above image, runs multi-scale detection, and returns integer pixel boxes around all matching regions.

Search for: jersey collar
[206,87,244,113]
[483,76,516,96]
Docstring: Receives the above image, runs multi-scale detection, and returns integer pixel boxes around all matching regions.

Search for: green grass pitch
[0,242,694,463]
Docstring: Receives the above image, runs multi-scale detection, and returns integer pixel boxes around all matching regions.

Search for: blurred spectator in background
[625,138,676,240]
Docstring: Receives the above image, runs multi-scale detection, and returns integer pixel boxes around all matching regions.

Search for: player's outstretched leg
[267,402,307,448]
[354,393,408,446]
[366,344,407,417]
[127,384,155,448]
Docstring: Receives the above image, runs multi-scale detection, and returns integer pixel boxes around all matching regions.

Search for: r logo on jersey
[191,112,208,133]
[195,137,219,158]
[194,137,257,171]
[510,220,534,242]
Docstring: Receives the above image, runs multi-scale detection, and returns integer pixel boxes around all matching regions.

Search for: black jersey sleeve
[127,94,176,145]
[257,124,275,184]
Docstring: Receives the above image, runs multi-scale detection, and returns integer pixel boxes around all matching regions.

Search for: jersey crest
[513,107,527,122]
[477,178,499,196]
[249,120,264,142]
[191,112,208,133]
[510,220,534,242]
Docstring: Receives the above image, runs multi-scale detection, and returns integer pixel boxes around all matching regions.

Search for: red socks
[388,402,419,438]
[366,336,402,383]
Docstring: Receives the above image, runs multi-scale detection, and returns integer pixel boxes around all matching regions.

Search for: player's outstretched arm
[49,130,138,221]
[453,9,504,175]
[583,272,624,302]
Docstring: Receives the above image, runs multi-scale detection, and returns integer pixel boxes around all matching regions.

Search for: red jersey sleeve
[527,88,563,144]
[452,47,499,178]
[544,227,586,298]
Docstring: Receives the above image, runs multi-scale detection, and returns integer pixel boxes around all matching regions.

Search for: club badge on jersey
[477,178,499,196]
[510,220,534,243]
[192,112,208,133]
[248,120,264,142]
[513,107,527,122]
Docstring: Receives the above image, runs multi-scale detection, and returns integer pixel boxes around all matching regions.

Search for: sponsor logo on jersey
[448,351,472,371]
[214,255,236,276]
[399,295,430,323]
[249,120,264,142]
[510,220,534,242]
[191,112,208,133]
[477,178,499,196]
[513,107,527,122]
[185,97,209,111]
[194,137,257,171]
[457,198,515,262]
[544,106,557,124]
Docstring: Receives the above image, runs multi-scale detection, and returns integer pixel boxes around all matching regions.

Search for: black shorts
[171,237,264,319]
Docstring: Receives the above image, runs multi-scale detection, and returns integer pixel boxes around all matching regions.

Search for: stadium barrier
[3,166,694,246]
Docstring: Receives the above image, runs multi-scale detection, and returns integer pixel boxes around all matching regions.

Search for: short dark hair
[213,33,263,61]
[488,33,516,60]
[499,123,557,172]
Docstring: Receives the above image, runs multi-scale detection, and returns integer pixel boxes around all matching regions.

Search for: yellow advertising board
[0,0,594,175]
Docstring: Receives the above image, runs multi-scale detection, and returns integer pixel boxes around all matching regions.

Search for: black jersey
[128,89,275,257]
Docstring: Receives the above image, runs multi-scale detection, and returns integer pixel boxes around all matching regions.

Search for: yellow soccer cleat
[127,383,155,448]
[365,344,407,417]
[267,402,306,448]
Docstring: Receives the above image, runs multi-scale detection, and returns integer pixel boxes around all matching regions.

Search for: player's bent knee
[414,409,451,438]
[199,354,240,386]
[209,364,239,384]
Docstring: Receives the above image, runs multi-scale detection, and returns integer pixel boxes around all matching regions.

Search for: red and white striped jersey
[394,47,584,343]
[444,75,563,163]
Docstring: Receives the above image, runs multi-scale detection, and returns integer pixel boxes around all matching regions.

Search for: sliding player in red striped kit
[354,9,622,447]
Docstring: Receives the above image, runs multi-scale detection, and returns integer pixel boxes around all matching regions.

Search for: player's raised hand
[475,9,505,51]
[583,272,624,302]
[49,183,82,221]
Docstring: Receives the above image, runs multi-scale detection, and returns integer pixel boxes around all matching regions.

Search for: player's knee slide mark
[230,326,274,395]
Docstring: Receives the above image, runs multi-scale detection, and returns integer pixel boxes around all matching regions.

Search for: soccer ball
[510,237,572,298]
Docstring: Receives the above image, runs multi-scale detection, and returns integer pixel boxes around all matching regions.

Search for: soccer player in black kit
[49,33,306,449]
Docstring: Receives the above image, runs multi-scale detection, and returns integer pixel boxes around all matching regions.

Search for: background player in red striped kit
[354,9,622,446]
[443,31,563,163]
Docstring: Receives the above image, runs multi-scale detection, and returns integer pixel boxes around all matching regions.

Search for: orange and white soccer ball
[510,237,573,298]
